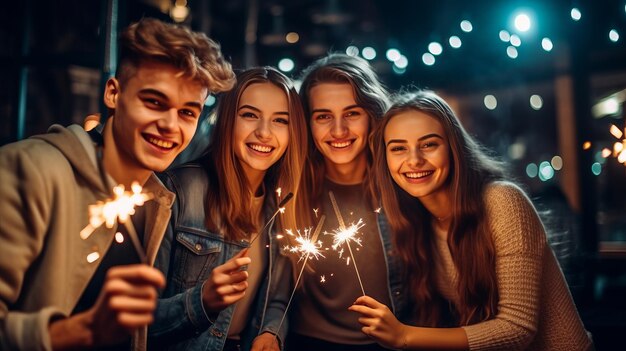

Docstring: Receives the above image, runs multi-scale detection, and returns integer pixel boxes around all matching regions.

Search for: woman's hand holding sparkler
[201,250,251,313]
[49,264,165,349]
[251,331,280,351]
[349,295,409,350]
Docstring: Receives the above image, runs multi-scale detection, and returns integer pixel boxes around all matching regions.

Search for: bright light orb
[499,30,511,42]
[449,36,462,48]
[571,8,581,21]
[541,38,553,52]
[278,58,295,72]
[514,13,531,32]
[484,95,497,110]
[386,48,401,62]
[428,42,443,55]
[460,20,473,32]
[422,53,435,66]
[362,47,377,60]
[530,94,543,110]
[609,29,620,42]
[346,45,359,57]
[507,46,518,59]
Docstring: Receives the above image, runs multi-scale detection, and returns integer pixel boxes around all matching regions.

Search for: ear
[103,77,120,109]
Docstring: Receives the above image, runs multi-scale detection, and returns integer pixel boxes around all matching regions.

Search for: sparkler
[248,192,293,247]
[327,191,366,296]
[274,215,326,342]
[80,182,152,263]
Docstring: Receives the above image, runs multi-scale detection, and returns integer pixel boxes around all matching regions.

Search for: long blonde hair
[206,67,307,240]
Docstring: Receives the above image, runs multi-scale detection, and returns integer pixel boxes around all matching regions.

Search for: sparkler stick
[274,215,326,342]
[248,192,293,247]
[328,191,366,296]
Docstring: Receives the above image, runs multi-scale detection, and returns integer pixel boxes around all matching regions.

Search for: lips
[404,170,434,179]
[247,143,274,153]
[328,139,354,149]
[143,134,177,150]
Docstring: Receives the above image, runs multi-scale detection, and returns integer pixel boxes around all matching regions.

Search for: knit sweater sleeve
[462,182,546,350]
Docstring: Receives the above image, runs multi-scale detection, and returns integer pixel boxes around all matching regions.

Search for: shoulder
[159,161,212,195]
[483,181,546,253]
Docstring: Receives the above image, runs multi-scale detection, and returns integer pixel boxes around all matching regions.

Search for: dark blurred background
[1,0,625,349]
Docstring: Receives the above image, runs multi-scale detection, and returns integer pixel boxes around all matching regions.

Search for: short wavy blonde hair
[116,18,235,94]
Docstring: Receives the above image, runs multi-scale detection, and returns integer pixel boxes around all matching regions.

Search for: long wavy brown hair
[370,90,506,326]
[298,53,390,227]
[206,67,307,241]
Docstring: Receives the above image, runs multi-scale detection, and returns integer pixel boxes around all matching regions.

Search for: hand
[201,250,251,313]
[251,332,280,351]
[50,264,165,349]
[348,295,409,350]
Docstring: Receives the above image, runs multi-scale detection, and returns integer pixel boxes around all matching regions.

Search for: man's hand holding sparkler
[201,250,251,313]
[251,332,280,351]
[49,264,165,349]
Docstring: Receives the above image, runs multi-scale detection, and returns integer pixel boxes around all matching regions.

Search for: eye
[313,114,332,122]
[144,98,165,109]
[422,141,439,149]
[344,110,361,119]
[240,111,258,119]
[388,145,407,152]
[179,109,198,118]
[274,117,289,125]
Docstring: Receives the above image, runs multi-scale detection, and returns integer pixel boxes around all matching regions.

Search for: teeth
[330,140,352,148]
[148,137,174,149]
[249,144,273,153]
[405,171,433,179]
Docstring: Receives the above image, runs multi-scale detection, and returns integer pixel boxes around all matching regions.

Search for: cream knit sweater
[432,181,593,351]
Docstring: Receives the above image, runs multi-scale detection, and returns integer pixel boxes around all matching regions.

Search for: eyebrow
[386,133,444,145]
[311,104,361,114]
[139,88,203,110]
[238,104,289,116]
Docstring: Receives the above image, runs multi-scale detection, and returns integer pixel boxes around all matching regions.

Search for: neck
[245,169,266,198]
[324,152,367,185]
[419,188,453,230]
[102,118,151,188]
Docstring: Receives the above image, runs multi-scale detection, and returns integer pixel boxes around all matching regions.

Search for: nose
[330,117,348,138]
[407,148,424,167]
[255,118,272,141]
[156,108,178,132]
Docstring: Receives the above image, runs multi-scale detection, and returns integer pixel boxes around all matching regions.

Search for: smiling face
[309,83,370,175]
[105,61,207,176]
[232,82,290,185]
[384,110,451,201]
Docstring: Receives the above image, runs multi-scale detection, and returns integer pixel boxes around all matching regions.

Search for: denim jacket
[149,162,290,350]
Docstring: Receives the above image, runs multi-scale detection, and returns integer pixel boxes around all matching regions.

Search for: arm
[349,184,546,351]
[150,250,250,342]
[251,253,294,351]
[350,295,469,350]
[0,144,63,350]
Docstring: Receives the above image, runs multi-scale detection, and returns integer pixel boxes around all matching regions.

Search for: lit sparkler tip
[279,207,286,214]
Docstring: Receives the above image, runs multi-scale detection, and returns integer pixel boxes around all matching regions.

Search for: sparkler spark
[274,215,326,342]
[327,191,366,296]
[276,187,282,199]
[320,275,326,283]
[603,124,626,166]
[80,182,152,263]
[80,182,152,240]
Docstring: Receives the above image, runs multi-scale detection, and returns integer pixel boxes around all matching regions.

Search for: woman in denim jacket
[278,54,408,351]
[149,67,307,351]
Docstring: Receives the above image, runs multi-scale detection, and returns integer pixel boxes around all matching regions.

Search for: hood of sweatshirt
[30,124,110,198]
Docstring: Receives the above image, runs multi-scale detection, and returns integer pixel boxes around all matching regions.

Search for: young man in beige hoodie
[0,18,235,350]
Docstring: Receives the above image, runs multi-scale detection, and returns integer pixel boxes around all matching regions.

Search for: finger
[213,257,252,275]
[221,291,246,305]
[348,304,376,317]
[102,279,159,299]
[357,316,378,327]
[215,281,248,296]
[108,295,157,312]
[116,312,155,329]
[211,270,248,286]
[237,248,249,257]
[353,295,382,308]
[106,265,166,288]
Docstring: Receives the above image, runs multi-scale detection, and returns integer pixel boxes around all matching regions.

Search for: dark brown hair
[371,90,506,326]
[298,53,390,226]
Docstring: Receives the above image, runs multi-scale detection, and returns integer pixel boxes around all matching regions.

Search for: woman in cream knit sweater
[349,90,593,350]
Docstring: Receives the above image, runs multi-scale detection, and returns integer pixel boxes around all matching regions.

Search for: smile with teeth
[248,143,274,153]
[404,170,434,179]
[147,136,175,149]
[328,140,354,148]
